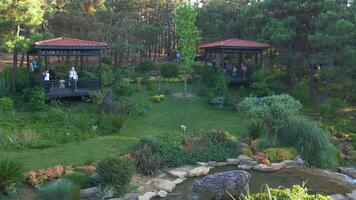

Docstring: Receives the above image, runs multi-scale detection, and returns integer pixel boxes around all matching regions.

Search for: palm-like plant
[0,158,25,195]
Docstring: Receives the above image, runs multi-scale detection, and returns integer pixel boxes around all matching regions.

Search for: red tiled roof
[199,38,270,49]
[35,37,107,48]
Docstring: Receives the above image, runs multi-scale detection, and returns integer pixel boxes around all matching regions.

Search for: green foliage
[237,94,302,143]
[320,98,346,116]
[96,185,115,200]
[0,97,14,113]
[97,114,124,135]
[22,87,47,111]
[137,60,154,74]
[37,179,80,200]
[186,141,238,163]
[0,158,24,196]
[159,63,180,78]
[245,185,332,200]
[62,172,93,189]
[251,68,279,97]
[247,119,265,141]
[291,80,310,105]
[208,72,230,107]
[277,118,338,169]
[134,140,165,176]
[202,65,217,88]
[101,56,112,65]
[96,157,134,194]
[112,81,134,97]
[264,147,297,162]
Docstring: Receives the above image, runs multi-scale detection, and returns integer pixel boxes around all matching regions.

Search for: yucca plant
[37,178,80,200]
[0,158,25,195]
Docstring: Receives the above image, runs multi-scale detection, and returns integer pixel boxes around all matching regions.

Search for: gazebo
[199,38,270,84]
[27,37,108,98]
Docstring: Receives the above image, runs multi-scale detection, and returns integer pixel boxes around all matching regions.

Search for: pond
[164,166,356,200]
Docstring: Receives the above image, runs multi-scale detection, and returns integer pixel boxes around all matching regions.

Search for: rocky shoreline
[80,155,356,200]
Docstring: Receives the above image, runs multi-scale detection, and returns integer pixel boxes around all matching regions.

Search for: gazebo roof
[35,37,108,49]
[199,38,270,50]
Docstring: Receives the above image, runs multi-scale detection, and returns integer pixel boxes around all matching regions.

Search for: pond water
[164,166,356,200]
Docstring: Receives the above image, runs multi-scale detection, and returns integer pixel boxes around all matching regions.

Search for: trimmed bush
[62,172,93,189]
[37,178,80,200]
[0,158,24,196]
[277,118,338,169]
[96,157,134,194]
[0,97,14,113]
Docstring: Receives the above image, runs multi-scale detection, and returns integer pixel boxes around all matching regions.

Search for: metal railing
[42,78,100,96]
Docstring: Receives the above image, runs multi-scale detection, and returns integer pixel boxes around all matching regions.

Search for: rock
[173,178,185,185]
[188,166,211,177]
[238,164,253,170]
[138,192,157,200]
[281,160,296,167]
[252,164,276,172]
[80,187,98,199]
[192,170,251,199]
[207,161,217,166]
[157,190,168,198]
[270,162,286,170]
[112,193,138,200]
[237,155,254,162]
[240,160,258,166]
[227,158,240,165]
[168,170,187,178]
[209,162,227,167]
[329,194,347,200]
[151,178,176,192]
[346,190,356,200]
[294,156,305,165]
[339,167,356,179]
[197,162,208,166]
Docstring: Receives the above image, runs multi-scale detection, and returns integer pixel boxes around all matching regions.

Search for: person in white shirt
[69,67,78,90]
[44,70,50,81]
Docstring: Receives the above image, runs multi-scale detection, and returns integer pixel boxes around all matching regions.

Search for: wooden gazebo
[199,38,270,84]
[27,37,108,98]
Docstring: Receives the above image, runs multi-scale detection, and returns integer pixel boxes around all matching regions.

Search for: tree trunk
[19,53,25,67]
[11,50,18,94]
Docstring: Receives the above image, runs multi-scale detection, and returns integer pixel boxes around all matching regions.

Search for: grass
[0,82,248,170]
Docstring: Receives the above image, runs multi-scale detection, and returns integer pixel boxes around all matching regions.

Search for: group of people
[42,67,79,91]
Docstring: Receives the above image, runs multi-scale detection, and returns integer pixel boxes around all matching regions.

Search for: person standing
[69,67,78,91]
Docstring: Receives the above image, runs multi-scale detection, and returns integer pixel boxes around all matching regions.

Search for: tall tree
[175,3,200,97]
[0,0,45,94]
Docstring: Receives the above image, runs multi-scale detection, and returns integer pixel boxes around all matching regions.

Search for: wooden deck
[43,78,100,98]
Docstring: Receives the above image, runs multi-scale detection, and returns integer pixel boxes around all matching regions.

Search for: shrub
[247,119,264,141]
[192,62,204,75]
[137,60,154,77]
[263,147,297,162]
[210,96,226,108]
[134,142,165,176]
[202,64,216,88]
[96,157,134,194]
[0,97,14,113]
[277,118,338,169]
[320,97,346,116]
[76,112,93,133]
[207,128,230,144]
[291,79,310,105]
[245,185,331,200]
[22,87,47,111]
[198,85,209,97]
[97,114,124,134]
[37,178,80,200]
[62,172,93,189]
[186,142,238,163]
[251,68,279,97]
[159,63,180,79]
[96,185,115,200]
[208,72,230,107]
[0,158,24,196]
[112,81,134,97]
[152,95,165,103]
[237,94,302,144]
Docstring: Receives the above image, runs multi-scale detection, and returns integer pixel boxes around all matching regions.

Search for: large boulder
[150,178,176,192]
[346,190,356,200]
[252,164,275,172]
[192,170,251,200]
[226,158,240,165]
[329,194,347,200]
[188,166,211,177]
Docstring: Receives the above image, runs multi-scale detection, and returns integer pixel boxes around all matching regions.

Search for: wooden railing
[42,78,100,97]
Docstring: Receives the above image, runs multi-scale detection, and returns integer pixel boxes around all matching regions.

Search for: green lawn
[0,83,247,170]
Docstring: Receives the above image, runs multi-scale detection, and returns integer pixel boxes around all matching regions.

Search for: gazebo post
[80,55,84,72]
[255,52,258,68]
[204,50,207,66]
[221,49,224,68]
[238,52,243,66]
[98,50,102,89]
[260,51,263,68]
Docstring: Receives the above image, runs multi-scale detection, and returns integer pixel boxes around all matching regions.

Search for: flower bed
[26,165,96,186]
